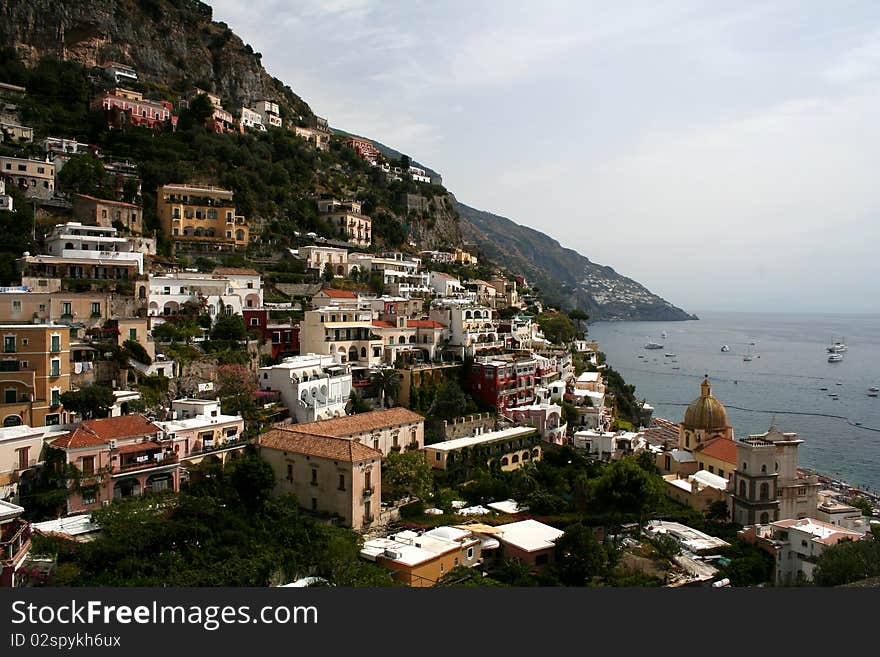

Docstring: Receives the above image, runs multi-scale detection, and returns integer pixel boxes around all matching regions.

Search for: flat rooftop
[493,519,564,553]
[426,426,537,452]
[646,520,730,552]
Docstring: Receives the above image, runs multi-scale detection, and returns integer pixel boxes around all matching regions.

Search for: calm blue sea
[587,311,880,492]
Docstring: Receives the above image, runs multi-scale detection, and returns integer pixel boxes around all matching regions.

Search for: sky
[210,0,880,314]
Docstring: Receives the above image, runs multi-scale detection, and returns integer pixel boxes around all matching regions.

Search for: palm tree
[371,366,402,408]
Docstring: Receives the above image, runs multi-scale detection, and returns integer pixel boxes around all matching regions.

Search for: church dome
[683,377,728,430]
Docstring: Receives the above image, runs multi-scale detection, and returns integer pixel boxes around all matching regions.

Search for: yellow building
[0,324,71,427]
[156,184,249,254]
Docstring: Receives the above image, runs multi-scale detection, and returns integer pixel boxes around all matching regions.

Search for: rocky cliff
[0,0,312,120]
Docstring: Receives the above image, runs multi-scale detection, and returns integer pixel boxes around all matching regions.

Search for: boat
[661,331,668,339]
[869,391,878,398]
[869,386,879,392]
[644,342,664,350]
[819,387,828,391]
[664,353,677,358]
[828,353,844,363]
[720,345,730,352]
[827,337,847,353]
[743,355,753,362]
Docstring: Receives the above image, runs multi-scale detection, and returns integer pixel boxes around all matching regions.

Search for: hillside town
[1,52,878,591]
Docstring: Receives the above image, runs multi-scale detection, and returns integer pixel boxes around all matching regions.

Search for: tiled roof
[50,427,106,449]
[372,320,395,329]
[84,414,162,440]
[74,193,139,208]
[293,407,425,438]
[258,429,381,462]
[212,267,261,276]
[316,289,357,298]
[408,320,445,329]
[693,436,737,465]
[643,417,680,447]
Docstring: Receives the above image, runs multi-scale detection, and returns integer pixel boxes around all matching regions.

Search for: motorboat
[819,387,828,391]
[644,342,664,350]
[661,331,668,339]
[827,337,847,353]
[828,353,844,363]
[664,353,677,358]
[869,386,879,392]
[869,391,878,398]
[720,345,730,352]
[743,355,753,362]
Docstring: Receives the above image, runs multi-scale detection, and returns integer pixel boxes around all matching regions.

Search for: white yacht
[827,337,847,353]
[644,342,664,350]
[720,345,730,352]
[828,353,844,363]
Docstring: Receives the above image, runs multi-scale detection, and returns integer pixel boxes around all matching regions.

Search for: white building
[103,62,138,85]
[158,398,244,457]
[764,517,864,585]
[429,302,500,356]
[0,179,12,212]
[299,306,383,367]
[43,137,93,156]
[147,268,262,319]
[348,253,430,297]
[408,166,431,183]
[428,271,464,297]
[294,245,349,276]
[45,222,145,274]
[259,354,352,423]
[239,107,266,131]
[254,100,282,128]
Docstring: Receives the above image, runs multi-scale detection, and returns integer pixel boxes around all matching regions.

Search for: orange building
[156,184,249,254]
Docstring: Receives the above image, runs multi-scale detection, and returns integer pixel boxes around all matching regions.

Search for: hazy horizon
[210,0,880,315]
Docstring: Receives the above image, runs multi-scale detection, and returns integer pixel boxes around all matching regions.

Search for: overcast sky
[210,0,880,314]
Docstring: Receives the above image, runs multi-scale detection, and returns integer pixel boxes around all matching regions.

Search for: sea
[587,311,880,493]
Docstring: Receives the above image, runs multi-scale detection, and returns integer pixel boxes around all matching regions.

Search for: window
[435,452,441,461]
[708,465,714,474]
[466,547,474,560]
[535,554,549,566]
[338,474,345,491]
[286,464,293,482]
[3,336,15,353]
[16,446,29,470]
[45,414,59,425]
[311,498,317,511]
[311,468,318,485]
[51,389,60,406]
[129,328,137,341]
[91,302,101,316]
[718,469,725,478]
[81,487,98,505]
[81,456,95,475]
[50,359,60,377]
[12,300,21,312]
[250,318,259,326]
[51,334,61,352]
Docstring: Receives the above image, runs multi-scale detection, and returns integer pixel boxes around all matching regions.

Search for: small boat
[869,391,878,398]
[671,366,680,370]
[664,353,677,358]
[721,345,730,352]
[828,354,844,363]
[661,331,668,339]
[743,356,752,362]
[644,342,664,350]
[835,382,843,386]
[819,387,828,391]
[869,386,879,392]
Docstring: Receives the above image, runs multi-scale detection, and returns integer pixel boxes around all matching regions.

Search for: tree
[592,456,664,522]
[56,153,106,195]
[370,366,401,408]
[123,339,151,365]
[554,523,609,586]
[210,313,247,341]
[813,539,880,587]
[322,262,334,282]
[536,311,577,345]
[59,385,116,420]
[216,364,257,417]
[382,450,432,501]
[428,379,474,420]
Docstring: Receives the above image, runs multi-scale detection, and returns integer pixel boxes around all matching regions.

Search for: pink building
[93,89,177,131]
[48,415,179,514]
[509,403,567,445]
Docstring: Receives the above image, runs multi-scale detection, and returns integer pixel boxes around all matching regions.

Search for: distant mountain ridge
[456,201,696,322]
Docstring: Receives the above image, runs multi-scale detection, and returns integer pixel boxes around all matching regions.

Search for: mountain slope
[331,128,443,185]
[0,0,313,122]
[457,201,696,322]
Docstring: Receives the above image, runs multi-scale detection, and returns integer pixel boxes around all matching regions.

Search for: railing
[118,453,179,472]
[1,518,30,564]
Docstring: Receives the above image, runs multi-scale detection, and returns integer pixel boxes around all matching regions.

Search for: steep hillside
[0,0,312,122]
[331,128,443,184]
[457,201,696,322]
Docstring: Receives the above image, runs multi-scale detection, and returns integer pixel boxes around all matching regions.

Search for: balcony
[362,487,374,497]
[1,518,30,565]
[117,452,178,473]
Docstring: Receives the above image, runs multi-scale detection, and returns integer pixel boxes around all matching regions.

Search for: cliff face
[405,193,463,250]
[0,0,312,120]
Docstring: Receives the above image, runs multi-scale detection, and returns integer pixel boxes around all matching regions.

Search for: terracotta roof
[117,441,162,454]
[258,429,380,462]
[643,417,679,447]
[372,320,395,329]
[50,427,106,449]
[212,267,261,276]
[83,414,162,441]
[408,320,445,329]
[73,193,139,209]
[693,436,737,465]
[316,289,357,299]
[292,407,425,438]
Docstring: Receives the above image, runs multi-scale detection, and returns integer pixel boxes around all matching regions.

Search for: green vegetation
[59,385,116,420]
[813,537,880,587]
[30,453,393,586]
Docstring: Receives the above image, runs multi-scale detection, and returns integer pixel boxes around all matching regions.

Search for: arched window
[761,464,767,474]
[398,336,406,344]
[511,454,519,464]
[348,347,358,362]
[500,457,509,466]
[360,347,366,358]
[760,483,770,500]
